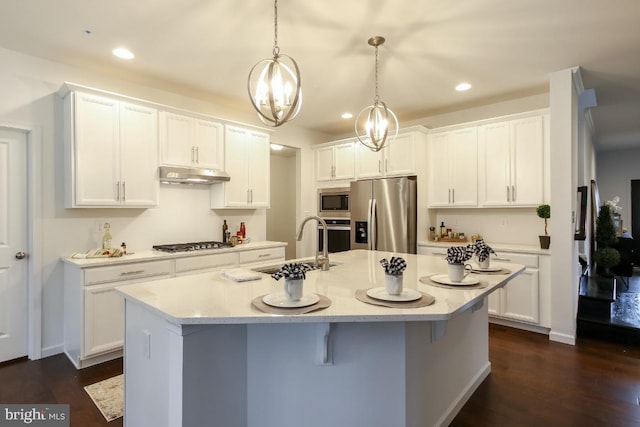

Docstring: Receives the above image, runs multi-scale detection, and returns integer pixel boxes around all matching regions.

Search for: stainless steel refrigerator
[350,176,417,254]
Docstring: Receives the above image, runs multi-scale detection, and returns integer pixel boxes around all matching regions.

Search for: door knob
[15,251,26,260]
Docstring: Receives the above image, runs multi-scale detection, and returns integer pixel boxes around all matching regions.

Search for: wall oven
[318,218,351,253]
[318,187,350,218]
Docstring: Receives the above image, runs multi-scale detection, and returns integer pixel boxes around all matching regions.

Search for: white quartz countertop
[115,249,525,325]
[418,241,550,256]
[61,241,287,267]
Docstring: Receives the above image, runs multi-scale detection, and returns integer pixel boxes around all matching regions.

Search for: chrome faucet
[296,215,330,271]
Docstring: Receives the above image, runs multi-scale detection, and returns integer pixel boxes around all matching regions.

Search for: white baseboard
[549,330,576,345]
[39,344,64,359]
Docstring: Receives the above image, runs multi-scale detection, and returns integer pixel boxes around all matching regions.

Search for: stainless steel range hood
[159,166,230,184]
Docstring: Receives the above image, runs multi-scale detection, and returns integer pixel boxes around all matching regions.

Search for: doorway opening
[267,143,298,260]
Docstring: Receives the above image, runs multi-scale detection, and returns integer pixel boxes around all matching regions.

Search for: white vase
[284,278,303,301]
[385,273,403,295]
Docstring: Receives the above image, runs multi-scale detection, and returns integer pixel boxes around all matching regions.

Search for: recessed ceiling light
[455,82,472,92]
[112,47,134,60]
[270,144,284,151]
[341,112,353,119]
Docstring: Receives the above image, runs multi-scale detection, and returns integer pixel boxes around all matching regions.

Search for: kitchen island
[116,249,524,427]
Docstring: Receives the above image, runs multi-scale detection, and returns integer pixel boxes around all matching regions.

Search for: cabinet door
[193,119,224,170]
[355,142,384,179]
[478,121,511,206]
[510,116,544,206]
[119,102,159,206]
[333,142,355,180]
[247,130,270,207]
[316,146,334,181]
[427,132,452,207]
[450,128,478,206]
[385,133,415,176]
[487,292,500,316]
[159,112,192,166]
[221,126,250,207]
[83,283,124,357]
[501,268,540,323]
[73,92,120,206]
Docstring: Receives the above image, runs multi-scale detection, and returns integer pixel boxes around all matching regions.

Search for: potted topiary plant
[594,204,620,277]
[536,204,551,249]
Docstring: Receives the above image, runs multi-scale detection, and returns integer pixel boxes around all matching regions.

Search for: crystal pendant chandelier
[247,0,302,127]
[355,36,398,152]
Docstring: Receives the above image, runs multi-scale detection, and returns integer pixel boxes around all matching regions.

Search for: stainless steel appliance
[350,176,417,254]
[318,218,351,253]
[318,187,350,218]
[153,241,233,253]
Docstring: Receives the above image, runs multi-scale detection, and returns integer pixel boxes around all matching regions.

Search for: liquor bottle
[240,222,246,238]
[440,221,446,238]
[102,223,113,249]
[222,220,229,243]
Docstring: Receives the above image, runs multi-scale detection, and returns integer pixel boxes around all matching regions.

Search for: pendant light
[355,36,398,152]
[247,0,302,127]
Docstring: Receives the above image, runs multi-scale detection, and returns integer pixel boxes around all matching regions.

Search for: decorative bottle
[102,223,113,249]
[222,220,229,243]
[240,222,246,238]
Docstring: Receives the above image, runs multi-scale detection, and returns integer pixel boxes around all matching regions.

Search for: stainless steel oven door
[318,219,351,253]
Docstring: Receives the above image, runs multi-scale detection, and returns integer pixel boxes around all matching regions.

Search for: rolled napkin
[470,239,496,262]
[445,246,473,264]
[379,256,407,275]
[271,263,318,281]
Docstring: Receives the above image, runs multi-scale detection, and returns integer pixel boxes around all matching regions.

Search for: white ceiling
[1,0,640,151]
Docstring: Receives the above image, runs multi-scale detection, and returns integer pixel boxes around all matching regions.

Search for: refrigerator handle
[370,198,377,250]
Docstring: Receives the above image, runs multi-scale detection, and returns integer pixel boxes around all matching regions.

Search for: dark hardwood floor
[1,325,639,426]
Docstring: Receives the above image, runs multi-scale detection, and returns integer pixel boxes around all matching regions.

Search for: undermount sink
[252,261,340,275]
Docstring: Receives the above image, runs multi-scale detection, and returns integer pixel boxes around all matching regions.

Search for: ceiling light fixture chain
[247,0,302,127]
[355,35,398,152]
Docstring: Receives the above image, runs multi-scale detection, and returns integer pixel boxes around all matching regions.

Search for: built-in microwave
[318,187,350,218]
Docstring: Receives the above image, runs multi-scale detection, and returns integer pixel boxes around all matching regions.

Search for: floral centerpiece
[445,246,473,265]
[271,263,318,281]
[470,239,495,262]
[379,257,407,276]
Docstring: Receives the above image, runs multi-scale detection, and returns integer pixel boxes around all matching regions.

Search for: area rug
[84,374,123,422]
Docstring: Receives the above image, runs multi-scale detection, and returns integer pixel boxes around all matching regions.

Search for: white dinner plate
[366,287,422,302]
[262,293,320,308]
[429,274,480,286]
[471,266,502,273]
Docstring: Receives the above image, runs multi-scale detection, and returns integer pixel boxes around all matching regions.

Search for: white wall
[596,147,640,231]
[267,153,297,259]
[0,46,326,357]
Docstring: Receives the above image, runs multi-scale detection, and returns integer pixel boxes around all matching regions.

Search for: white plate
[262,293,320,308]
[471,266,502,272]
[366,287,422,302]
[430,274,480,286]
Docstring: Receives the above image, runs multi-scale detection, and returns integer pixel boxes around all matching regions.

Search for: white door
[0,128,28,362]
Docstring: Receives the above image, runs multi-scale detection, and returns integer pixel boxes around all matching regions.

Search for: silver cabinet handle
[122,181,126,202]
[493,257,511,262]
[258,253,272,258]
[195,146,199,163]
[385,159,388,172]
[116,181,120,201]
[507,186,510,202]
[512,185,515,202]
[247,189,251,204]
[452,188,455,204]
[191,146,195,163]
[120,270,145,276]
[15,251,27,260]
[378,160,382,173]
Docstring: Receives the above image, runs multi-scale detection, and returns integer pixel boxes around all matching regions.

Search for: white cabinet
[238,247,286,265]
[355,132,419,179]
[316,141,355,181]
[487,252,540,325]
[427,127,478,207]
[63,90,159,208]
[175,252,238,276]
[211,125,270,209]
[478,116,544,207]
[64,259,175,368]
[159,111,224,170]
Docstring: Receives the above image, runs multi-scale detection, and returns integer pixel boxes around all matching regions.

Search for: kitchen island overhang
[116,250,524,427]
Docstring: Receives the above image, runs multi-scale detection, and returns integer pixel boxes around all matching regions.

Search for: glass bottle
[222,220,229,243]
[240,222,246,238]
[440,221,446,238]
[102,223,113,249]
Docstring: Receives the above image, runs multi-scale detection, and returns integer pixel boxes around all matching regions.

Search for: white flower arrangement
[605,196,622,215]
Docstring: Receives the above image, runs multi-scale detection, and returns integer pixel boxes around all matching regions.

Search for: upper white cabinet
[355,132,420,179]
[211,125,270,209]
[427,128,478,207]
[159,111,224,170]
[63,90,159,208]
[478,116,544,207]
[316,141,355,181]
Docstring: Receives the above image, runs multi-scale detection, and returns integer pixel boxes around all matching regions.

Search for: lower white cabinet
[64,259,175,369]
[487,252,540,325]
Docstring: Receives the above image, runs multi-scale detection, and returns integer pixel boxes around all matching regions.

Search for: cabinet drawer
[84,260,175,286]
[238,247,285,264]
[175,252,238,273]
[492,252,538,268]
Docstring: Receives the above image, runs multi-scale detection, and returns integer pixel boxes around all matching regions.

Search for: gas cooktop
[152,241,233,253]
